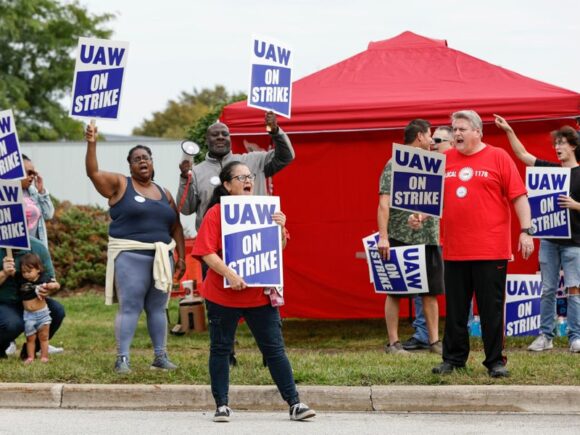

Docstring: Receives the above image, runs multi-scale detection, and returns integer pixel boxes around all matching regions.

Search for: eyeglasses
[433,138,450,144]
[553,140,569,148]
[130,155,152,164]
[26,170,38,177]
[232,174,256,182]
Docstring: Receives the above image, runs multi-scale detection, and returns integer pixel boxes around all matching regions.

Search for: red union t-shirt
[191,204,269,307]
[442,145,527,260]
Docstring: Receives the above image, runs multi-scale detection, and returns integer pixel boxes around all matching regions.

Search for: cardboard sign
[0,181,30,249]
[248,35,292,118]
[390,144,445,217]
[362,232,428,295]
[504,274,542,337]
[70,37,129,119]
[526,167,571,238]
[0,110,25,180]
[221,196,283,287]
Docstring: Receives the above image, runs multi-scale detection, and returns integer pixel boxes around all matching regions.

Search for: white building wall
[21,140,197,236]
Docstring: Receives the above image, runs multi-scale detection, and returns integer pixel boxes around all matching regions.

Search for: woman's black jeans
[205,299,299,407]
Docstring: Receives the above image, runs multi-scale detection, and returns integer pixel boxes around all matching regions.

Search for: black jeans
[0,298,66,357]
[442,260,507,369]
[206,300,299,407]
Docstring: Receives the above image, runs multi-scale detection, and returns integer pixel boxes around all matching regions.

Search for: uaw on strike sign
[70,37,129,119]
[0,110,25,180]
[0,109,29,249]
[504,274,542,337]
[248,35,292,118]
[526,167,571,238]
[221,196,283,287]
[390,144,445,217]
[362,232,428,295]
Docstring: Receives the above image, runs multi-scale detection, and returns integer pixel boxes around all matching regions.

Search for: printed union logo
[459,167,474,182]
[210,176,221,186]
[456,186,467,198]
[134,195,145,203]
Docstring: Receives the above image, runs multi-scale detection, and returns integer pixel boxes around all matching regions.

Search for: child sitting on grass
[18,253,60,364]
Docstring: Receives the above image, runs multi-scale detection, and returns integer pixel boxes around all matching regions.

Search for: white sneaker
[570,339,580,353]
[5,341,16,355]
[37,345,64,356]
[527,334,553,352]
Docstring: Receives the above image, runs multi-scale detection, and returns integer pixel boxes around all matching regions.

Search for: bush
[46,198,110,290]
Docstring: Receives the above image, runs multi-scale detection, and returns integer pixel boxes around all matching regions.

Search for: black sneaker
[488,364,509,378]
[402,337,430,350]
[289,402,316,421]
[432,361,463,374]
[213,405,232,422]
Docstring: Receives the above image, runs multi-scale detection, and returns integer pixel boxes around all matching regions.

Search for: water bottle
[470,315,481,337]
[556,316,568,337]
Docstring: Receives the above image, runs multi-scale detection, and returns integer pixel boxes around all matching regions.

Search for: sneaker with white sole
[570,338,580,353]
[213,405,232,422]
[384,341,410,355]
[527,334,553,352]
[5,341,17,355]
[114,355,131,374]
[289,402,316,421]
[150,353,178,371]
[37,345,64,357]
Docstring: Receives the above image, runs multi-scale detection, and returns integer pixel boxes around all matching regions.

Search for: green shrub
[46,198,110,290]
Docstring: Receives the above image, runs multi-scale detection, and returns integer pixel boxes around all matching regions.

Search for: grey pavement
[1,408,580,435]
[0,383,579,414]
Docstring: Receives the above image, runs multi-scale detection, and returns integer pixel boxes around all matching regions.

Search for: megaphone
[181,140,200,156]
[180,140,200,165]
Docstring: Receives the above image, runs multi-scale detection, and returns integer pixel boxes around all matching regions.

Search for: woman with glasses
[20,155,54,249]
[85,124,185,374]
[192,161,315,423]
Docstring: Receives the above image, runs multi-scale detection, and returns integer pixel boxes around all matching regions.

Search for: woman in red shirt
[192,161,315,423]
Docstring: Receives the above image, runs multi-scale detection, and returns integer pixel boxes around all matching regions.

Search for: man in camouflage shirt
[377,119,444,355]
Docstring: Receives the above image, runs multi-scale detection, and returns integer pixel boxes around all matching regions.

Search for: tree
[132,85,245,139]
[0,0,113,141]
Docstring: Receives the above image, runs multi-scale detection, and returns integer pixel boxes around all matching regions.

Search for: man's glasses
[130,155,152,164]
[232,174,256,182]
[26,170,38,177]
[433,138,449,144]
[554,140,569,148]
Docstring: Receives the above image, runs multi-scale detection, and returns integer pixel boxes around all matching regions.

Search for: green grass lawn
[1,292,578,385]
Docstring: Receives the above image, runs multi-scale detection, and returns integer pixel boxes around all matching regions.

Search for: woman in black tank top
[85,123,186,374]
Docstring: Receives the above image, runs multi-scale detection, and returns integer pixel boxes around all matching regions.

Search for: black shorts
[388,239,445,297]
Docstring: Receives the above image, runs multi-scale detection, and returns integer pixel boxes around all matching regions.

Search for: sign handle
[6,248,12,258]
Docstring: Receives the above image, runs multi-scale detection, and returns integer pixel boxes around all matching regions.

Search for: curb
[1,384,579,413]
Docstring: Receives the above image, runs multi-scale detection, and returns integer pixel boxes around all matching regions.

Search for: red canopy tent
[221,31,580,319]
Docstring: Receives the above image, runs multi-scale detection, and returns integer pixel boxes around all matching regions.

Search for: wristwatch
[521,227,535,236]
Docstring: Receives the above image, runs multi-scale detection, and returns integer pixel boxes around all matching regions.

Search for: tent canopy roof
[222,31,580,134]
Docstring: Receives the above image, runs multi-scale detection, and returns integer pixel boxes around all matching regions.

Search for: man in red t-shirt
[432,110,535,378]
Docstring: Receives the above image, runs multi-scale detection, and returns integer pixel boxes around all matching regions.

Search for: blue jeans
[206,300,299,407]
[539,240,580,341]
[0,298,65,357]
[412,296,429,343]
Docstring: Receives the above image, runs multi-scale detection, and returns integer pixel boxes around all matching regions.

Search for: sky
[73,0,580,136]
